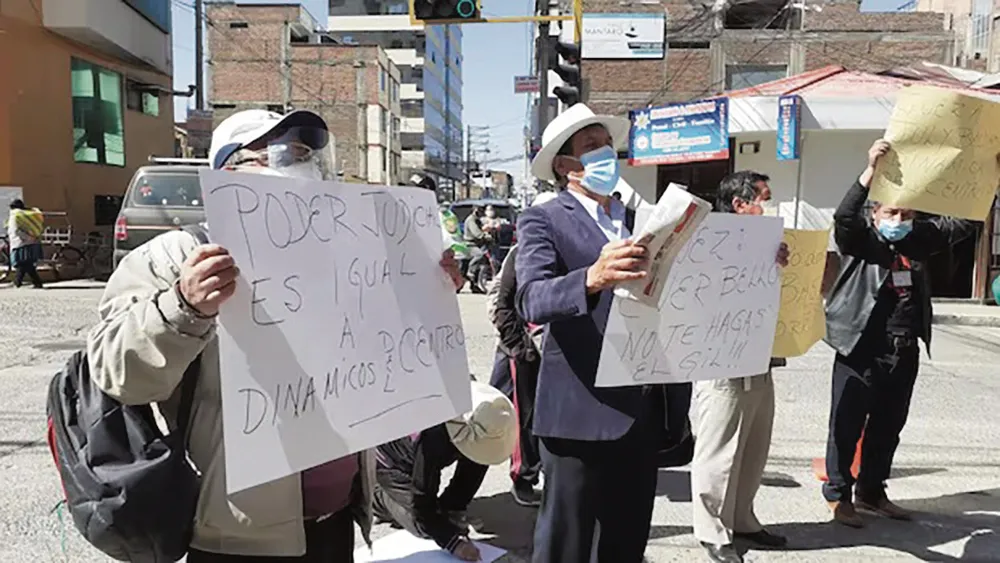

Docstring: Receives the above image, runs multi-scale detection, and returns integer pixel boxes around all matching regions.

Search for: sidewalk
[932,300,1000,327]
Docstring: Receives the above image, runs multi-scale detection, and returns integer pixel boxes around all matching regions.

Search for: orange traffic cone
[813,429,863,482]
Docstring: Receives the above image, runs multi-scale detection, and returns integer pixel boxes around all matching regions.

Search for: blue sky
[172,0,901,178]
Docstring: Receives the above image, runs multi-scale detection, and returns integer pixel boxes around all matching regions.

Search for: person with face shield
[84,109,463,562]
[821,139,980,529]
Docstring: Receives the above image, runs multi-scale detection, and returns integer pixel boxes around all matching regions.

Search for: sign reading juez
[199,170,472,493]
[630,99,730,166]
[597,214,784,387]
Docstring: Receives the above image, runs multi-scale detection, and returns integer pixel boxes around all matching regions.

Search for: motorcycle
[465,224,514,294]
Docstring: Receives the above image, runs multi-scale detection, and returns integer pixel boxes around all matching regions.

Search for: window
[130,173,203,208]
[126,81,159,117]
[401,100,423,118]
[72,58,125,167]
[380,69,386,92]
[380,107,389,140]
[123,0,171,32]
[229,21,249,29]
[725,65,787,90]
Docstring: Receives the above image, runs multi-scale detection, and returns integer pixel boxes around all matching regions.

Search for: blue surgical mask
[878,218,913,242]
[574,146,621,196]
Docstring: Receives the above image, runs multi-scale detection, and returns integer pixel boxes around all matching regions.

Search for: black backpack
[45,225,208,562]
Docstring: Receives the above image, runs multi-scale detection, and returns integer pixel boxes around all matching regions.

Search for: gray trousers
[691,373,775,546]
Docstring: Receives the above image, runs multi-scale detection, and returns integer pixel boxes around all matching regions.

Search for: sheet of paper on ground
[870,85,1000,221]
[614,183,711,307]
[199,170,472,494]
[597,213,784,386]
[772,229,829,358]
[354,531,506,563]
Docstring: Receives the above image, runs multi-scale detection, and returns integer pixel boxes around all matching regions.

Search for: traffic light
[410,0,481,24]
[549,39,582,106]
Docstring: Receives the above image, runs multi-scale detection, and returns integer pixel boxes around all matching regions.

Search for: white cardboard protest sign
[597,213,784,386]
[199,170,472,493]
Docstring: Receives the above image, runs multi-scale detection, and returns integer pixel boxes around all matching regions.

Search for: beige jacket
[86,230,374,557]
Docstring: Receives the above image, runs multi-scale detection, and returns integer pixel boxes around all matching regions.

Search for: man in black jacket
[823,139,980,527]
[487,192,558,507]
[373,382,516,561]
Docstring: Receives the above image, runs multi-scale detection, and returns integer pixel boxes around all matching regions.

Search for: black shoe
[510,481,542,507]
[734,529,787,547]
[701,543,743,563]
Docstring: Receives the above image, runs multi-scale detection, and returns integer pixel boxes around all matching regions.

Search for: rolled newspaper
[614,183,711,308]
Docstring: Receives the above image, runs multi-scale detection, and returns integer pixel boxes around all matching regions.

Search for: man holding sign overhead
[822,139,981,528]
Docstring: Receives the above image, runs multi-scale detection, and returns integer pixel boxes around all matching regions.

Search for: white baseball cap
[209,109,329,170]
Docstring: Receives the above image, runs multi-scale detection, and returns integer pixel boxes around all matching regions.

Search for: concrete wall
[0,9,173,232]
[732,129,882,211]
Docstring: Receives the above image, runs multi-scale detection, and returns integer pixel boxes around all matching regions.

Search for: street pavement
[0,282,998,562]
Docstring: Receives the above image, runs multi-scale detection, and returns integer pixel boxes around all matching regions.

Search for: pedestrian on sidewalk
[691,171,790,563]
[822,139,980,528]
[372,382,517,562]
[86,108,464,562]
[6,199,44,288]
[486,190,558,508]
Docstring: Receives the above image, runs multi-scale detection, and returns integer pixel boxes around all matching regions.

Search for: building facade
[0,0,175,232]
[207,3,402,184]
[327,0,464,196]
[581,0,959,117]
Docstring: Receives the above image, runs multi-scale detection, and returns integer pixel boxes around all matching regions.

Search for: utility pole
[465,125,490,198]
[537,21,550,143]
[465,124,472,199]
[195,0,205,110]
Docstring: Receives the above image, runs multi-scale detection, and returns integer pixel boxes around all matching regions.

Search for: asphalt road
[0,282,998,562]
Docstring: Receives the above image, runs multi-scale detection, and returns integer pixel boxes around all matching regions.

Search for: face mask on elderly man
[567,145,621,197]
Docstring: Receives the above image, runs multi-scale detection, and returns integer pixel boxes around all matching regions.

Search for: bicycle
[0,234,12,281]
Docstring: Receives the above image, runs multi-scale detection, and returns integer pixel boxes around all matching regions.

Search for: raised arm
[833,140,888,261]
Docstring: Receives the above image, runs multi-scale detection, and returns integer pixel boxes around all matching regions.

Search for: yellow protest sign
[773,229,828,358]
[870,85,1000,221]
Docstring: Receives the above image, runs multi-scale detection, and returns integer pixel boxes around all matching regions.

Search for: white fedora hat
[445,382,518,466]
[531,104,630,182]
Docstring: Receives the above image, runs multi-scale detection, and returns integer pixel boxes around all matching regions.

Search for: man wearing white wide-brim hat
[515,104,661,562]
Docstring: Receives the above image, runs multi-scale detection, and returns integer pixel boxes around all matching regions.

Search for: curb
[932,314,1000,328]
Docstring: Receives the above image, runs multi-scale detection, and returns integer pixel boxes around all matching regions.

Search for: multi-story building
[0,0,176,232]
[916,0,992,70]
[207,3,403,185]
[327,0,464,197]
[581,0,960,116]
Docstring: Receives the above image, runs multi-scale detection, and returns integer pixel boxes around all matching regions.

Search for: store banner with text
[871,86,1000,221]
[629,99,730,166]
[199,170,472,494]
[596,213,784,387]
[772,229,829,358]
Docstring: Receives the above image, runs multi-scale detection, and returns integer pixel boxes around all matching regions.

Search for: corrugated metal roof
[726,65,1000,99]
